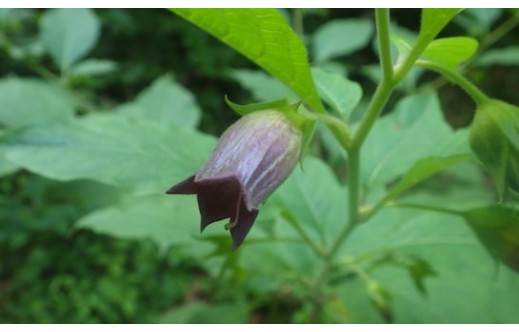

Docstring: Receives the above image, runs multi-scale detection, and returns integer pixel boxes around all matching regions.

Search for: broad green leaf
[159,301,249,323]
[69,59,118,77]
[170,9,324,112]
[423,37,479,68]
[117,75,201,128]
[464,205,519,272]
[3,115,216,195]
[312,67,363,118]
[419,9,463,44]
[0,78,75,128]
[361,92,470,189]
[272,157,346,245]
[313,19,373,62]
[76,195,212,255]
[383,155,469,203]
[476,46,519,67]
[230,69,293,101]
[40,8,100,71]
[340,203,519,323]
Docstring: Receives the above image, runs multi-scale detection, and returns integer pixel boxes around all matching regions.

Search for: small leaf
[39,8,100,71]
[391,254,436,297]
[419,9,463,44]
[423,37,479,68]
[464,205,519,272]
[313,19,374,62]
[171,9,324,112]
[311,67,362,119]
[69,59,118,76]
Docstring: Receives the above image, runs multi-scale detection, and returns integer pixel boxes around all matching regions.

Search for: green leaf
[464,205,519,272]
[313,19,374,62]
[0,78,74,128]
[312,67,363,118]
[423,37,479,68]
[272,157,346,246]
[3,115,216,195]
[170,9,324,112]
[76,195,212,255]
[366,280,392,322]
[39,8,100,71]
[159,301,249,323]
[476,46,519,67]
[383,155,469,203]
[230,69,293,101]
[419,9,463,44]
[117,75,201,128]
[69,59,118,77]
[362,92,470,189]
[340,204,519,323]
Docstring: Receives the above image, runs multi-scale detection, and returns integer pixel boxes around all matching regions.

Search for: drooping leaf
[313,19,374,62]
[39,8,100,71]
[464,205,519,272]
[423,37,479,68]
[312,67,363,118]
[171,9,324,112]
[419,9,463,44]
[117,75,201,128]
[0,78,75,128]
[3,115,216,195]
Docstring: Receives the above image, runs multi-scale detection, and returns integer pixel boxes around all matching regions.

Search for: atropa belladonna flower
[166,108,304,249]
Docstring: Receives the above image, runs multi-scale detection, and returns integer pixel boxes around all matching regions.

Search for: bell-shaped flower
[167,110,302,249]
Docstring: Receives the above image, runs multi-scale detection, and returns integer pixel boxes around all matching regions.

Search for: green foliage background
[0,8,518,323]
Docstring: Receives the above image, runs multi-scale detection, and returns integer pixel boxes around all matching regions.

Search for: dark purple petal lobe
[230,207,259,250]
[166,175,197,194]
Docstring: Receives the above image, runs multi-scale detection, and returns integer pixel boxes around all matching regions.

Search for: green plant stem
[479,10,519,52]
[386,201,465,216]
[376,9,393,81]
[415,60,489,105]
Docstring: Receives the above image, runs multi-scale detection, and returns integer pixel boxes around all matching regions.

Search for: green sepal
[225,96,317,166]
[224,95,291,116]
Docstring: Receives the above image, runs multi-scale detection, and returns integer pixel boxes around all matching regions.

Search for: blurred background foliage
[0,8,518,323]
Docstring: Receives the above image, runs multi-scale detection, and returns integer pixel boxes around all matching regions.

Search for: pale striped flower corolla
[166,110,302,249]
